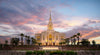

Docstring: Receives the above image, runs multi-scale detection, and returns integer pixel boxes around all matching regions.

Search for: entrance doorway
[49,42,52,46]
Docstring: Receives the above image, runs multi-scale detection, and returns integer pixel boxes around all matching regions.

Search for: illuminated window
[56,36,58,40]
[49,38,52,40]
[49,34,52,40]
[37,38,40,40]
[37,36,40,38]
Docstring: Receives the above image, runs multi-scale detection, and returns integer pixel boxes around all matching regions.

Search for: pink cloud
[82,30,100,38]
[16,15,39,25]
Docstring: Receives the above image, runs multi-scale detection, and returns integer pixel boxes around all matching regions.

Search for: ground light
[42,46,59,50]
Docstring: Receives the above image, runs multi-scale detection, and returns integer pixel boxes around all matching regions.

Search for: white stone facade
[35,12,65,45]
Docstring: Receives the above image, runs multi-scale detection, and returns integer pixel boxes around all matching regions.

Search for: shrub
[33,50,45,55]
[26,50,77,55]
[50,50,64,55]
[64,51,77,55]
[26,51,32,55]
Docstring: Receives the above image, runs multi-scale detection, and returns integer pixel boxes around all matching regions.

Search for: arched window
[37,36,40,40]
[56,36,58,40]
[49,34,52,40]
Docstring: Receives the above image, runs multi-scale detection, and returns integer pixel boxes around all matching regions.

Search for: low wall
[61,45,100,50]
[1,45,40,50]
[0,45,100,50]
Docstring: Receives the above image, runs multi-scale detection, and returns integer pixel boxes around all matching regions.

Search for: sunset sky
[0,0,100,44]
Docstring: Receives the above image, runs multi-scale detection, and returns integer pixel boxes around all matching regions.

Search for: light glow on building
[42,47,59,50]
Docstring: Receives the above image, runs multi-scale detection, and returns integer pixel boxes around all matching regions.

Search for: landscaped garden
[0,50,100,55]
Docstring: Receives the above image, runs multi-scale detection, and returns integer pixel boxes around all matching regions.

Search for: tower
[35,11,65,46]
[47,11,53,30]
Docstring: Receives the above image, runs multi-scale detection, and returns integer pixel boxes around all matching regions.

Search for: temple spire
[49,10,51,21]
[47,10,53,30]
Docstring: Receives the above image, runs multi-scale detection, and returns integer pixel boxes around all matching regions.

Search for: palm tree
[20,33,24,45]
[77,33,81,45]
[10,38,19,46]
[27,36,30,45]
[14,38,19,46]
[10,38,14,45]
[25,35,28,45]
[70,37,73,45]
[31,37,37,45]
[73,35,77,45]
[5,40,8,45]
[92,40,96,45]
[64,38,70,45]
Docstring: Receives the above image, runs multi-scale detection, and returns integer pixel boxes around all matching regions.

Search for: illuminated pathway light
[42,47,59,50]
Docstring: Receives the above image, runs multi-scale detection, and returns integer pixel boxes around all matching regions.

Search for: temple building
[35,12,65,45]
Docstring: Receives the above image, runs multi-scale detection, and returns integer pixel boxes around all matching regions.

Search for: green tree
[20,33,24,45]
[38,43,42,46]
[92,40,96,45]
[27,36,30,45]
[59,42,65,45]
[70,37,73,45]
[59,42,63,46]
[14,38,19,46]
[10,38,19,46]
[73,35,77,45]
[81,39,90,45]
[77,33,81,45]
[64,38,70,45]
[31,37,37,45]
[5,40,8,45]
[62,42,66,45]
[10,38,14,45]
